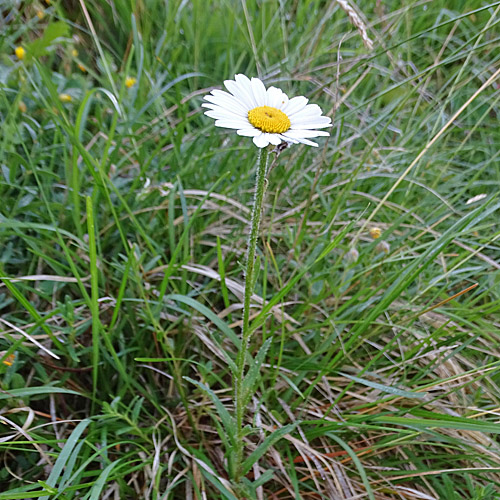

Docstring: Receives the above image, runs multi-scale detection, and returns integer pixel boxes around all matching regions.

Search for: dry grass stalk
[336,0,374,50]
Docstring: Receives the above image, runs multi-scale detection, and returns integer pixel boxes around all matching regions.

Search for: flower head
[369,227,382,239]
[1,352,15,367]
[203,74,331,148]
[125,76,136,88]
[15,47,26,60]
[71,49,78,58]
[59,93,72,103]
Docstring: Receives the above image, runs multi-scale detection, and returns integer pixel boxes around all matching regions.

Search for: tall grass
[1,0,500,498]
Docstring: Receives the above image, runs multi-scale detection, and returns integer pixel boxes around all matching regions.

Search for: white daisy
[202,74,331,148]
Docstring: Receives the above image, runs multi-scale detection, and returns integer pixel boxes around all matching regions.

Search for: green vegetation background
[1,0,500,498]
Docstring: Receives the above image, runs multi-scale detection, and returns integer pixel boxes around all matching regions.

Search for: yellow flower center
[247,106,291,133]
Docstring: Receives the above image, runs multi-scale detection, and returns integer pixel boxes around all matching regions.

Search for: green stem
[234,147,269,482]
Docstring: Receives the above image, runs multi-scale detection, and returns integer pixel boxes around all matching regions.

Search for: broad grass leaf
[340,372,427,399]
[40,419,91,500]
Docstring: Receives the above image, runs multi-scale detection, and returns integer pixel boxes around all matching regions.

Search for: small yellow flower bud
[59,93,72,102]
[1,353,15,367]
[71,49,78,58]
[369,227,382,239]
[125,76,137,88]
[36,10,45,19]
[78,63,86,72]
[18,101,27,113]
[15,47,26,60]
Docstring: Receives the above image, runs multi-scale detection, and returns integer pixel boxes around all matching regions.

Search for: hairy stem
[234,147,269,483]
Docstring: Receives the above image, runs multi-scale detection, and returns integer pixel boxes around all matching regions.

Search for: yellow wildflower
[1,353,15,367]
[369,227,382,239]
[15,47,26,60]
[78,63,86,72]
[18,101,27,113]
[125,76,137,88]
[72,49,78,58]
[37,10,45,19]
[59,93,72,102]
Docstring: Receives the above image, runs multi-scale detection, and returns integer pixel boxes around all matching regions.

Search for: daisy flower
[202,74,331,148]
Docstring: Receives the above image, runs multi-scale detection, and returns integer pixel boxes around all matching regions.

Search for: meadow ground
[1,0,500,498]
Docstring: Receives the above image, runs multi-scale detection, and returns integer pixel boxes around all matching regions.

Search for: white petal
[296,138,319,147]
[289,103,323,118]
[291,116,331,126]
[204,91,249,115]
[201,103,231,112]
[291,123,331,130]
[253,133,270,148]
[290,116,332,129]
[284,129,330,139]
[202,102,244,113]
[203,105,244,117]
[201,102,242,116]
[215,118,252,129]
[278,134,299,144]
[250,77,267,105]
[282,96,308,116]
[204,108,247,121]
[266,86,288,109]
[237,128,261,137]
[265,133,282,145]
[281,133,319,146]
[234,74,259,108]
[224,78,255,109]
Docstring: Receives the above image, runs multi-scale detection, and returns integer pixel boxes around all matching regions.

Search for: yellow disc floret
[247,105,291,134]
